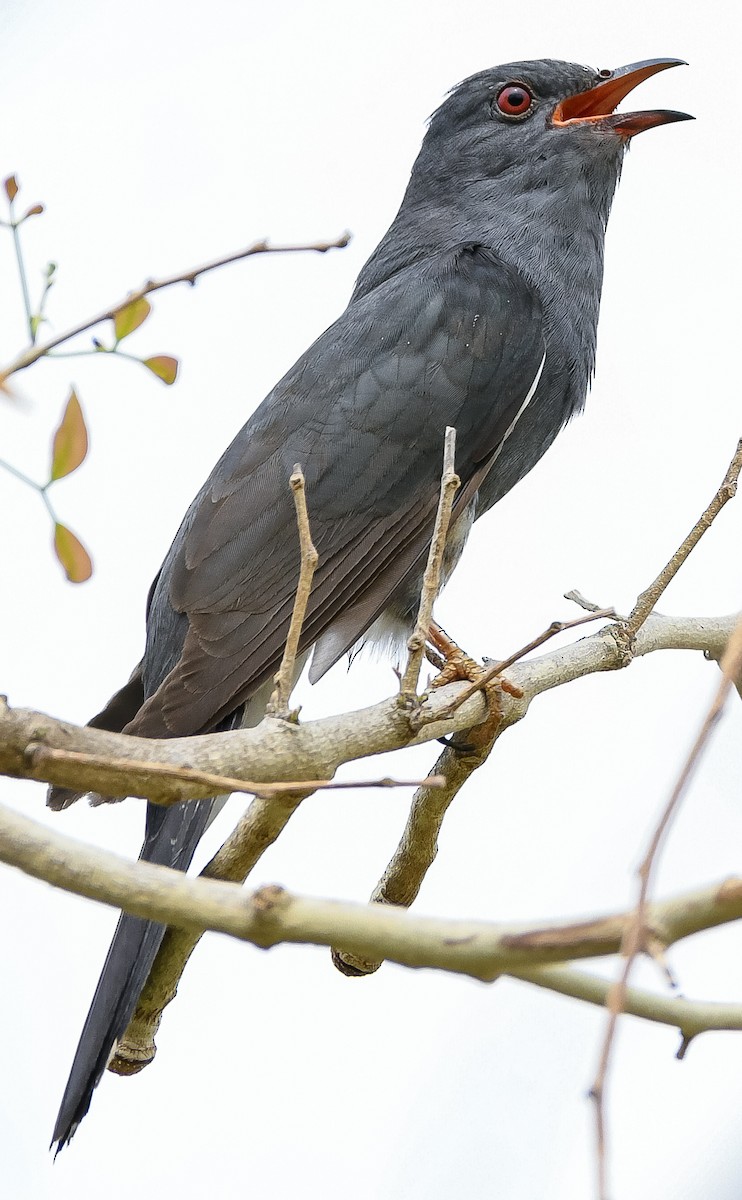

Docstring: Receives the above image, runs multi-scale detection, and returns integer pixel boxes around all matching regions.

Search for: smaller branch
[621,438,742,643]
[0,233,351,380]
[117,781,319,1073]
[267,466,319,717]
[9,205,36,344]
[0,456,42,493]
[333,740,488,975]
[437,607,616,719]
[590,610,742,1200]
[0,456,63,529]
[333,608,613,976]
[511,963,742,1038]
[401,428,460,695]
[564,589,615,615]
[27,744,443,801]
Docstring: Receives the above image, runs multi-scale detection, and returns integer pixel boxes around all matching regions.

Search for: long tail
[51,795,215,1152]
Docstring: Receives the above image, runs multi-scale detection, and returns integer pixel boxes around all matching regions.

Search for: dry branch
[267,466,319,717]
[590,611,742,1200]
[511,962,742,1039]
[401,427,460,695]
[26,744,441,800]
[332,734,499,976]
[0,233,351,381]
[619,438,742,646]
[1,611,737,1068]
[3,799,742,996]
[0,613,736,803]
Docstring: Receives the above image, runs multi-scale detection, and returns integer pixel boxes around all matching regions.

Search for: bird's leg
[426,621,482,685]
[425,620,505,751]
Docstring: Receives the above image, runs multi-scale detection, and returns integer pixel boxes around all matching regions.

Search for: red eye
[496,83,533,117]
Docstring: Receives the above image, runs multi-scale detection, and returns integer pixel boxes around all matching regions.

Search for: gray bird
[50,57,691,1150]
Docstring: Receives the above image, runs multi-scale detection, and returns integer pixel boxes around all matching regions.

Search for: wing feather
[129,244,544,737]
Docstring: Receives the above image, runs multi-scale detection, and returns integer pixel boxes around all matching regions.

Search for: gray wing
[132,243,544,737]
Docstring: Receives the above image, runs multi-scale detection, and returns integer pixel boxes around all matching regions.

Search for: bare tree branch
[267,466,319,718]
[511,962,742,1039]
[113,780,320,1073]
[619,438,742,645]
[401,427,460,695]
[3,799,742,995]
[2,612,737,1071]
[26,745,443,800]
[1,613,736,804]
[590,611,742,1200]
[0,233,351,381]
[332,731,497,976]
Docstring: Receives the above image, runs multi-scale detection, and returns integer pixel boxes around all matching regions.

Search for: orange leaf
[51,388,88,481]
[143,354,179,385]
[4,175,18,202]
[54,523,93,583]
[114,297,151,341]
[23,203,44,219]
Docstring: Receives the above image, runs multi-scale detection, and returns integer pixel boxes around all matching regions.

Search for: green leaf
[54,523,93,583]
[113,297,151,341]
[4,175,18,203]
[143,354,179,385]
[50,388,88,481]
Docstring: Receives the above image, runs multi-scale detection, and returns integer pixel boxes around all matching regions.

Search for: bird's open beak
[552,58,693,137]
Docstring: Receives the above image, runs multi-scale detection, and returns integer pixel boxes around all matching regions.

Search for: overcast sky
[1,2,741,1198]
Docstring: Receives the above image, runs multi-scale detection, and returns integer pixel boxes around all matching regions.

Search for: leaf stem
[9,206,37,345]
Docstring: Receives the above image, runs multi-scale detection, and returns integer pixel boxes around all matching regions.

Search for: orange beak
[553,58,693,138]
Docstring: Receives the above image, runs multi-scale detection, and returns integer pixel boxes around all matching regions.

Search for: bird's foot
[426,622,503,755]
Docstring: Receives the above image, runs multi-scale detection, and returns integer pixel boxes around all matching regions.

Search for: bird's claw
[427,624,503,755]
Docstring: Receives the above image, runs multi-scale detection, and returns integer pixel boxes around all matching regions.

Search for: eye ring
[494,82,534,119]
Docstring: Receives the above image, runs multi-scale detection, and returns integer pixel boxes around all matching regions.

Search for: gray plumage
[49,57,690,1151]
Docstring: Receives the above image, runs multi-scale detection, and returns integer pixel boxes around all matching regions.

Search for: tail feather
[51,690,252,1154]
[52,912,167,1152]
[51,795,215,1153]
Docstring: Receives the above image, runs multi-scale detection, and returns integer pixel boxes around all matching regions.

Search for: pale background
[1,1,741,1197]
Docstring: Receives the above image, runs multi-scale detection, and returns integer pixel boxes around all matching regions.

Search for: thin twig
[620,438,742,644]
[8,199,36,343]
[267,465,319,717]
[436,607,616,719]
[511,962,742,1038]
[564,589,614,615]
[590,611,742,1200]
[0,233,351,380]
[27,744,443,801]
[401,428,460,695]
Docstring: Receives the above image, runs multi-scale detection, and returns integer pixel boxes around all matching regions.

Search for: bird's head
[420,57,692,189]
[355,58,691,321]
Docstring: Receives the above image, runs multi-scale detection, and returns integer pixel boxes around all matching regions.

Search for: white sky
[1,1,741,1198]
